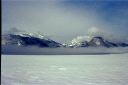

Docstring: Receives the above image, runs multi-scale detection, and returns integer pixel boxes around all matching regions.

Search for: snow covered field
[1,54,128,85]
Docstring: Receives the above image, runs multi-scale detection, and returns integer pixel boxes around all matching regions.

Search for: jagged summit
[2,32,62,48]
[67,36,91,47]
[68,36,128,48]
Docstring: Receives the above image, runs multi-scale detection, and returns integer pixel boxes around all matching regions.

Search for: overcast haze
[2,0,128,42]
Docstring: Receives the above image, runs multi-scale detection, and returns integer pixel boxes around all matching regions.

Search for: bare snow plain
[1,54,128,85]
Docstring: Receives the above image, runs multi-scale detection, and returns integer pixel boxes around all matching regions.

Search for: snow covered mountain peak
[68,36,92,47]
[12,32,51,41]
[68,35,128,48]
[2,32,62,47]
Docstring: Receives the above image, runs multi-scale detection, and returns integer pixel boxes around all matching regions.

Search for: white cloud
[88,27,99,35]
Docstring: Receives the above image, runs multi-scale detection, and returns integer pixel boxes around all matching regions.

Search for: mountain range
[2,32,128,48]
[68,36,128,48]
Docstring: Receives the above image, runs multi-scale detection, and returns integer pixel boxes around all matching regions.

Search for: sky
[2,0,128,43]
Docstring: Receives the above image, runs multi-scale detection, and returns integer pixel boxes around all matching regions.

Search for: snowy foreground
[1,54,128,85]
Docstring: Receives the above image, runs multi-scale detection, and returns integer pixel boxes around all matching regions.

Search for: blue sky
[2,0,128,42]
